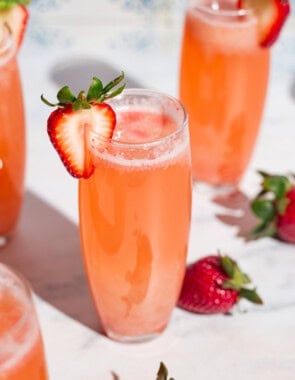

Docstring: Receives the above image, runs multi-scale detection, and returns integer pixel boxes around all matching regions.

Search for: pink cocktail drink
[0,264,48,380]
[0,11,27,244]
[79,90,192,342]
[180,0,270,185]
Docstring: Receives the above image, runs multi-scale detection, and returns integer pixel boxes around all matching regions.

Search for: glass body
[179,0,270,186]
[0,25,26,244]
[0,264,48,379]
[79,89,192,342]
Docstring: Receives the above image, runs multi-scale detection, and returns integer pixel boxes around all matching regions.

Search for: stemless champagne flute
[0,24,26,245]
[0,263,49,379]
[79,89,192,342]
[179,0,270,187]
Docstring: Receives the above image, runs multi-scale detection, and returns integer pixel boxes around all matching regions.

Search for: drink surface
[112,109,177,143]
[0,55,25,237]
[180,0,270,185]
[0,277,48,380]
[79,108,191,339]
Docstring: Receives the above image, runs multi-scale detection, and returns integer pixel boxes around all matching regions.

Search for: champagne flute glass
[79,89,192,342]
[179,0,270,188]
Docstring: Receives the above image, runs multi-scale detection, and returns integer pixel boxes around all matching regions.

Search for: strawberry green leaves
[221,255,263,305]
[250,172,295,240]
[0,0,30,10]
[41,71,125,111]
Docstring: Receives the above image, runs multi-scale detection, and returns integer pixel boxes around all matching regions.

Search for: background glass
[0,25,26,245]
[0,263,48,379]
[179,0,270,186]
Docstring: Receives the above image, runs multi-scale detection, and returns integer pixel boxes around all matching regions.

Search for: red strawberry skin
[16,5,29,47]
[178,256,238,314]
[239,0,290,48]
[261,0,290,48]
[47,103,116,179]
[277,187,295,243]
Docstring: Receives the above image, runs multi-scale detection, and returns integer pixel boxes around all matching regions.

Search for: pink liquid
[0,274,48,379]
[79,106,191,340]
[179,0,270,185]
[0,41,26,240]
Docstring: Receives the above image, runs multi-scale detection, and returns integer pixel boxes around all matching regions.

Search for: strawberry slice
[0,5,29,48]
[47,103,116,179]
[42,73,125,179]
[238,0,290,48]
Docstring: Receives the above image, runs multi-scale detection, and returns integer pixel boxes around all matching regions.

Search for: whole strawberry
[178,254,262,314]
[250,171,295,243]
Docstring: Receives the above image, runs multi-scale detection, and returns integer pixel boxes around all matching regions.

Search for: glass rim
[191,1,252,18]
[90,88,189,150]
[0,263,34,344]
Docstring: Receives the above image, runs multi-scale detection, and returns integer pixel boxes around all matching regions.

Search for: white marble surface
[1,0,295,379]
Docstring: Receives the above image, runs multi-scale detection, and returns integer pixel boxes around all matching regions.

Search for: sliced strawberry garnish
[0,4,29,48]
[47,103,116,179]
[42,73,125,179]
[238,0,290,47]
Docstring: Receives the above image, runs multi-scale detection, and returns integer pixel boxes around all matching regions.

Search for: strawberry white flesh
[47,103,116,179]
[0,5,28,48]
[239,0,290,47]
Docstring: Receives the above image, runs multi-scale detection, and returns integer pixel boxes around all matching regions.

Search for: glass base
[106,329,161,344]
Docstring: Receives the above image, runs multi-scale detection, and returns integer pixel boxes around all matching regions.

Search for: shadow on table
[0,191,101,333]
[49,57,141,92]
[213,190,258,242]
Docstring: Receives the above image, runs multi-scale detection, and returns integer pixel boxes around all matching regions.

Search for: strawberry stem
[41,71,125,110]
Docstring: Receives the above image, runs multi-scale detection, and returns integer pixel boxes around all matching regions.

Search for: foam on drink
[89,108,189,168]
[188,0,259,51]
